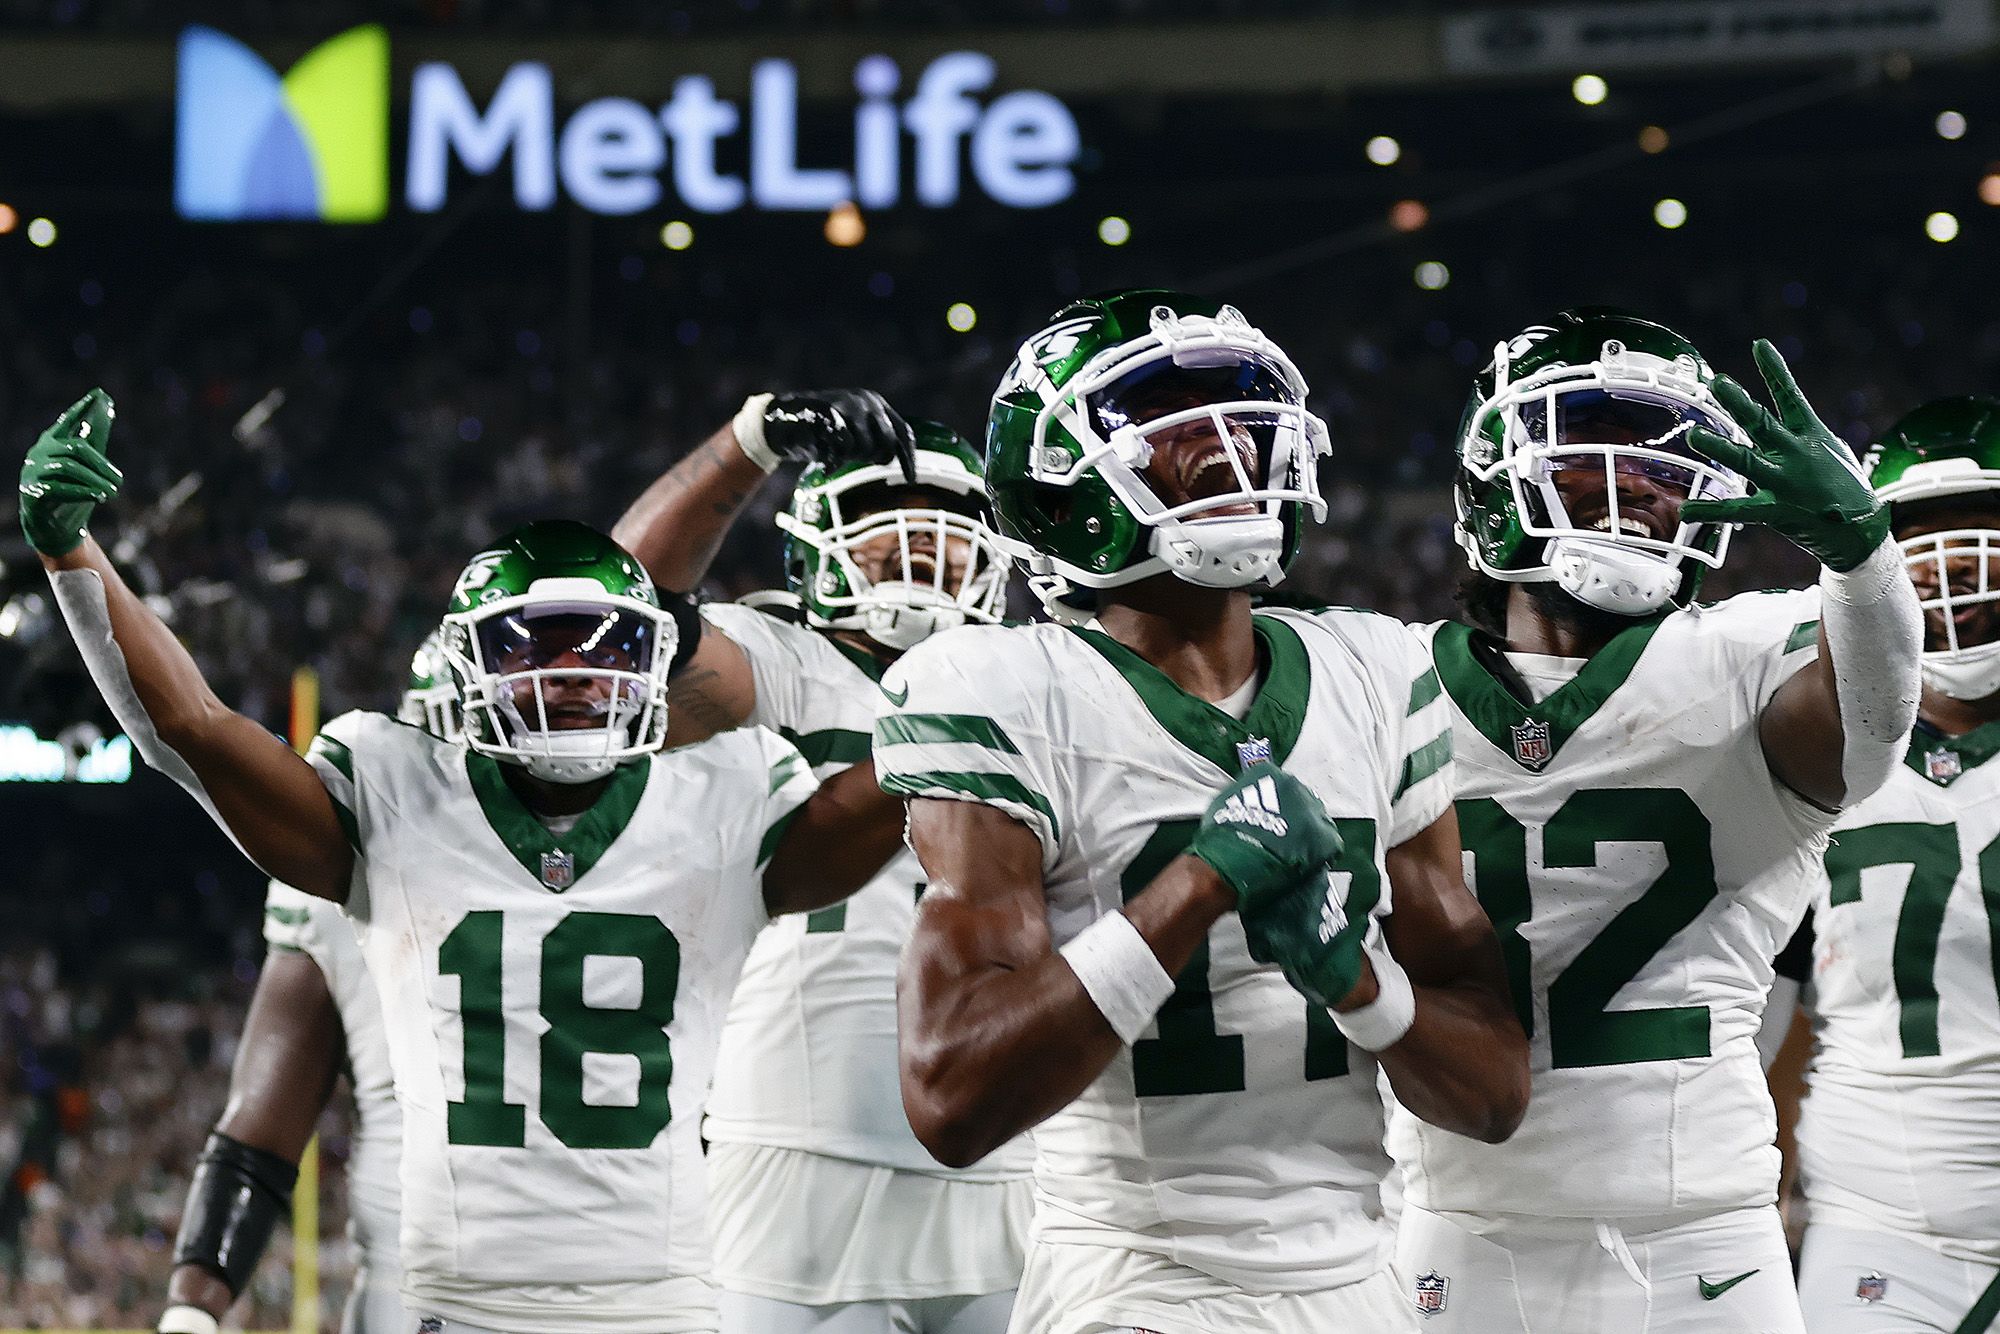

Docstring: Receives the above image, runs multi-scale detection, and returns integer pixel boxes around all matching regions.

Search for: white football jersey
[875,608,1455,1294]
[1797,720,2000,1264]
[305,710,817,1333]
[700,602,1032,1179]
[1391,591,1831,1219]
[262,880,401,1271]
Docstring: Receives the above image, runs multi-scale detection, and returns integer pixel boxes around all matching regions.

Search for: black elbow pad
[171,1132,298,1297]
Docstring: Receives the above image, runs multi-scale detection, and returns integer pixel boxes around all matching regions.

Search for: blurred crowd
[0,947,358,1330]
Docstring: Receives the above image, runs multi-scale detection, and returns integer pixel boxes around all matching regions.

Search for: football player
[1389,309,1922,1334]
[20,390,905,1333]
[157,635,457,1334]
[1764,396,2000,1333]
[876,290,1531,1333]
[612,393,1033,1334]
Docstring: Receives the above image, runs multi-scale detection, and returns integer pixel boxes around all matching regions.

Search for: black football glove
[760,389,916,480]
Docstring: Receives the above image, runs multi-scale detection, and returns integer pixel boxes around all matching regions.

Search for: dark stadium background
[1,2,1994,1325]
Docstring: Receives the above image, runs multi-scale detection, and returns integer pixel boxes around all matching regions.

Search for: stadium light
[946,301,977,332]
[1389,199,1429,233]
[1937,111,1968,141]
[825,201,865,246]
[1097,215,1131,246]
[1638,126,1669,154]
[1653,198,1688,230]
[1572,74,1608,106]
[1366,135,1401,166]
[1927,211,1960,242]
[26,217,55,247]
[0,203,15,234]
[1980,173,2000,206]
[1414,261,1450,291]
[661,219,694,250]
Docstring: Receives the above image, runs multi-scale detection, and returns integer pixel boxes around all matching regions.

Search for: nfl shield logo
[418,1320,445,1334]
[1509,719,1553,771]
[540,850,575,891]
[1856,1272,1888,1303]
[1236,737,1273,768]
[1925,749,1962,784]
[1413,1270,1449,1316]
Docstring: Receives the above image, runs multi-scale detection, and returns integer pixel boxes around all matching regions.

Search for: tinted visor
[1089,357,1300,438]
[1519,387,1736,483]
[477,608,657,674]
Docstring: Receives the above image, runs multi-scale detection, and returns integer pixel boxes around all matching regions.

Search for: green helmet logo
[778,418,1012,652]
[396,626,463,741]
[985,288,1330,622]
[440,520,674,784]
[1453,306,1752,617]
[1866,395,2000,700]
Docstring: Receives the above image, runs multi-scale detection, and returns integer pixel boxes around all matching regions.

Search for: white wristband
[1060,910,1176,1046]
[732,392,781,474]
[1332,933,1417,1052]
[1818,535,1924,802]
[159,1305,221,1334]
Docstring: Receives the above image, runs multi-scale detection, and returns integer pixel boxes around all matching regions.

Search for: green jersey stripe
[875,712,1022,755]
[1396,731,1453,800]
[779,726,871,768]
[309,733,355,781]
[881,769,1061,842]
[1408,667,1443,715]
[1784,620,1820,654]
[769,750,809,795]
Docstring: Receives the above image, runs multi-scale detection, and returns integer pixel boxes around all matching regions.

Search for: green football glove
[1186,763,1345,916]
[1238,867,1370,1012]
[20,388,121,557]
[1681,340,1887,572]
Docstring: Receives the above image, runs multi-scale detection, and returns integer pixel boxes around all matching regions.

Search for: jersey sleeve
[1702,588,1823,716]
[701,602,874,773]
[1324,614,1456,847]
[262,879,318,955]
[750,726,821,870]
[305,709,374,855]
[872,628,1065,867]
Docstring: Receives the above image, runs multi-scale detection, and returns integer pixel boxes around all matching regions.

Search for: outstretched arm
[1376,809,1531,1143]
[23,392,352,898]
[612,389,916,593]
[898,797,1232,1168]
[614,390,917,748]
[163,950,344,1323]
[1683,342,1922,809]
[761,761,909,915]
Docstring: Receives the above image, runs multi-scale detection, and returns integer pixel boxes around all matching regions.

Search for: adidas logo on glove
[1318,873,1351,943]
[1215,775,1289,837]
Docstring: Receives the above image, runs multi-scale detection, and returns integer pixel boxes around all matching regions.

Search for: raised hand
[759,389,917,480]
[20,388,121,557]
[1681,340,1887,572]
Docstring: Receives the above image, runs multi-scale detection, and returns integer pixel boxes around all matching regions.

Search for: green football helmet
[439,520,674,783]
[986,289,1329,622]
[1865,394,2000,700]
[396,627,463,741]
[1454,307,1753,616]
[778,419,1012,652]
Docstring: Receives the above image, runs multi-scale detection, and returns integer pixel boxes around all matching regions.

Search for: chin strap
[1820,537,1924,805]
[1547,540,1681,616]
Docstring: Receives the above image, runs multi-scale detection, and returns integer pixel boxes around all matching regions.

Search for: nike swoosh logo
[1698,1270,1760,1301]
[882,682,909,707]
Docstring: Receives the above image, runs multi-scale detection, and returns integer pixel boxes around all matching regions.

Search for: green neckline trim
[464,751,651,891]
[1904,718,2000,787]
[829,637,888,682]
[1432,618,1665,772]
[1068,614,1310,775]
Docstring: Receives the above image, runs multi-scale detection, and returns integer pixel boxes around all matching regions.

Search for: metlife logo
[175,27,1084,221]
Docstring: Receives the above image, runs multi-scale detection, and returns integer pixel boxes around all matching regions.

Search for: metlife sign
[176,26,1083,221]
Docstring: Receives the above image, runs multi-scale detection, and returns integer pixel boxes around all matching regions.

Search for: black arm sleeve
[171,1132,298,1296]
